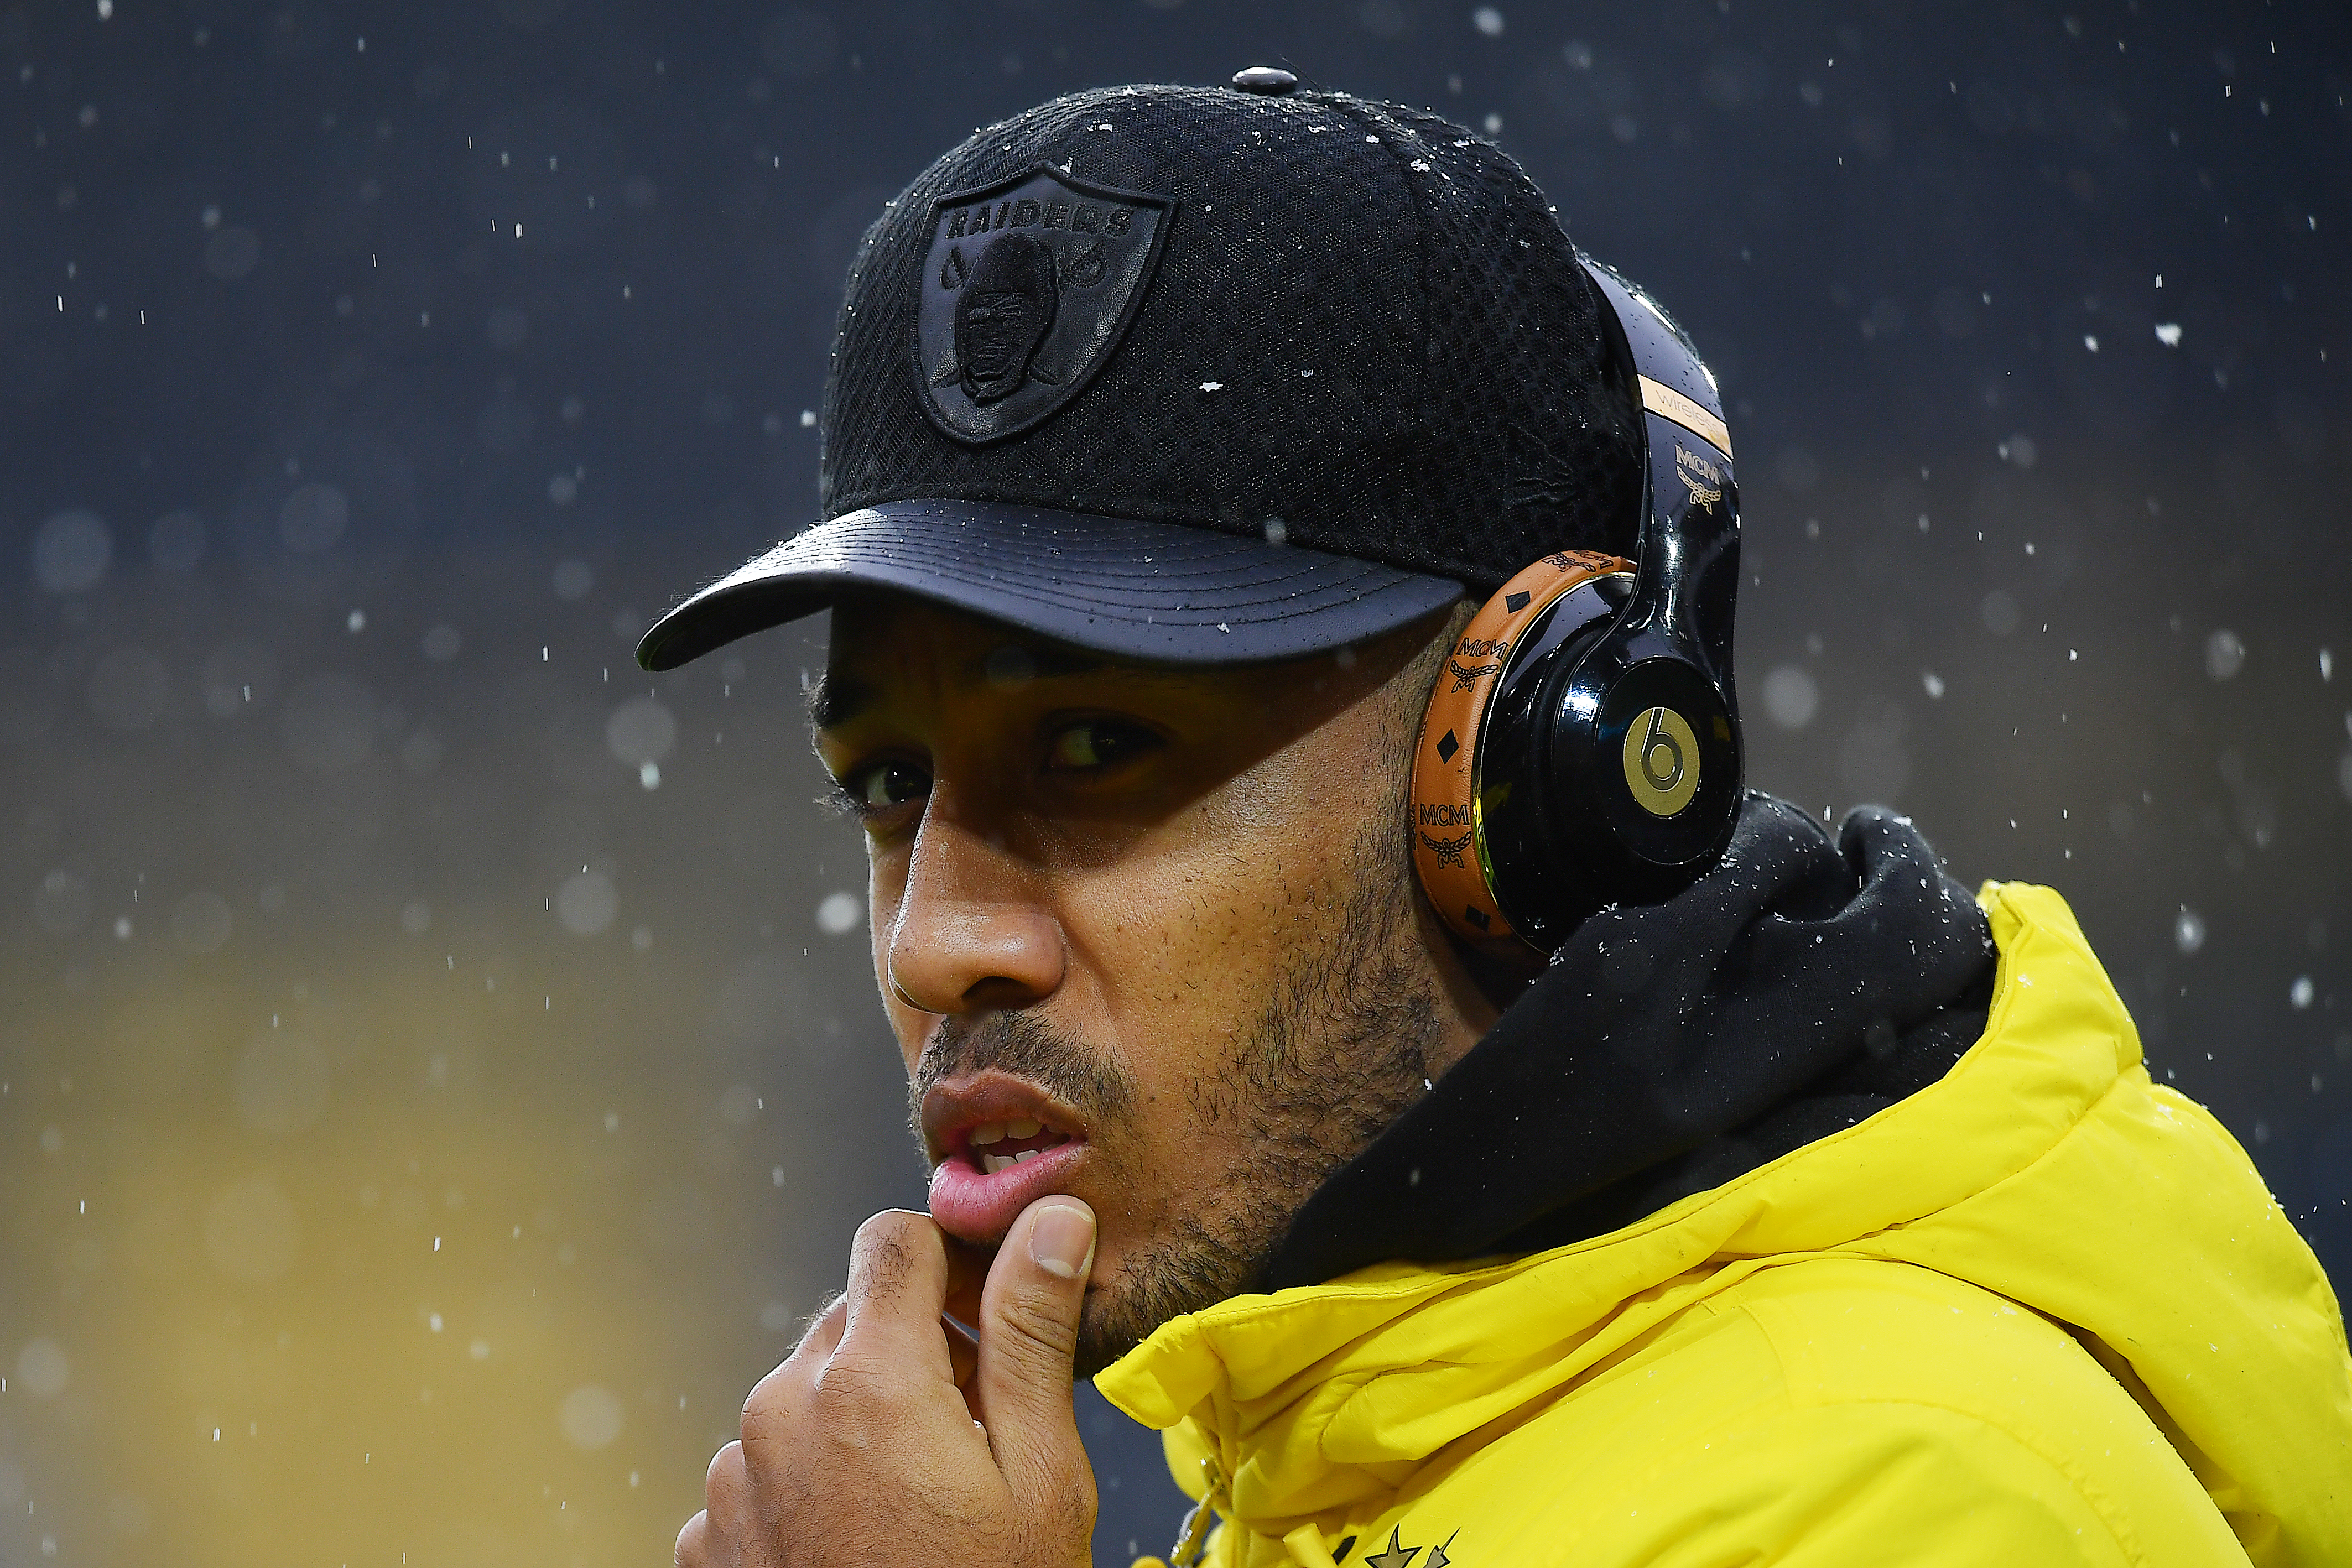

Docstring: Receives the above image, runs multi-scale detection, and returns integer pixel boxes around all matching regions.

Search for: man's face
[958,288,1045,399]
[811,598,1495,1372]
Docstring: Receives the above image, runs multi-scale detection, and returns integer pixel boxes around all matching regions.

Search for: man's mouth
[920,1072,1093,1243]
[964,1116,1076,1175]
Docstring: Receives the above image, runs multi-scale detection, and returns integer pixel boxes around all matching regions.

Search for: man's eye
[1045,719,1159,772]
[851,760,930,814]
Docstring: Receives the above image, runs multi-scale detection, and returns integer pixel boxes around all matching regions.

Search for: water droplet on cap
[1230,66,1298,95]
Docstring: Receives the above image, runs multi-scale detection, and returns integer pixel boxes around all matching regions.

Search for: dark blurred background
[1,1,2344,1563]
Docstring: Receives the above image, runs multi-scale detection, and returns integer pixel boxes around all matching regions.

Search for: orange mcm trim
[1409,550,1632,951]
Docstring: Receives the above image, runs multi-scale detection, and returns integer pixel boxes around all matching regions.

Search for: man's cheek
[1078,866,1269,1016]
[866,859,901,948]
[1091,1142,1186,1267]
[868,879,918,1050]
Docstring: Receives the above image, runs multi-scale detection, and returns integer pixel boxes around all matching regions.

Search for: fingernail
[1028,1201,1096,1280]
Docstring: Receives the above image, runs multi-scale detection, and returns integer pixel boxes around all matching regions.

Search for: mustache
[909,1010,1139,1133]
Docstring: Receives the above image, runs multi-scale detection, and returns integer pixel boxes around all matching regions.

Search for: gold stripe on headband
[1638,374,1733,459]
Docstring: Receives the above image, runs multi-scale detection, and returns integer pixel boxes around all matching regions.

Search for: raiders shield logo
[915,166,1174,444]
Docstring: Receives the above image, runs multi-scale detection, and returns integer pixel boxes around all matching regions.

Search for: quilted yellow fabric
[1098,883,2351,1566]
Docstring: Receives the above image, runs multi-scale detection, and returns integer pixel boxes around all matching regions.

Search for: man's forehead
[809,596,1204,731]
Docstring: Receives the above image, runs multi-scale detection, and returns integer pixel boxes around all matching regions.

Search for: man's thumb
[972,1197,1096,1478]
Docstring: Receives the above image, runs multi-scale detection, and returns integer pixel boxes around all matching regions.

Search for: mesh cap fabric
[637,80,1642,673]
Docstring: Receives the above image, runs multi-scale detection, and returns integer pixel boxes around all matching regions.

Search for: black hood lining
[1261,795,1996,1290]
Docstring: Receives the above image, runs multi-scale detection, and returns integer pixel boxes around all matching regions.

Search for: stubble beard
[1074,827,1443,1372]
[909,815,1444,1377]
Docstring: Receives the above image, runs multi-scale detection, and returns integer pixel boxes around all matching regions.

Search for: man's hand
[677,1196,1099,1568]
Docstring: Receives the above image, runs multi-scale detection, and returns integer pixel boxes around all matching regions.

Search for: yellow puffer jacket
[1096,882,2352,1566]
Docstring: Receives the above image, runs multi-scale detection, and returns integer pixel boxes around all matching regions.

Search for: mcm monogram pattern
[1674,445,1724,509]
[1448,658,1502,692]
[1418,829,1475,869]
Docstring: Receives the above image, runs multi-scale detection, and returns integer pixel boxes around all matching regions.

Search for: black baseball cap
[637,72,1642,673]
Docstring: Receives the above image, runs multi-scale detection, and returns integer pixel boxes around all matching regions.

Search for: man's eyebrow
[805,670,873,731]
[806,642,1186,732]
[964,642,1123,683]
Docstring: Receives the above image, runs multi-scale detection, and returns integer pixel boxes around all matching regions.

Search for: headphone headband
[1581,255,1741,710]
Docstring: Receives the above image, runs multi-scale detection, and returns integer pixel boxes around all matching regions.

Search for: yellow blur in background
[2,609,918,1565]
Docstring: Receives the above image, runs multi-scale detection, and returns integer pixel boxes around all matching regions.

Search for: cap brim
[636,499,1464,672]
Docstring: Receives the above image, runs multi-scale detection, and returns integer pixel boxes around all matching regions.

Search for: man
[653,76,2350,1567]
[952,232,1060,405]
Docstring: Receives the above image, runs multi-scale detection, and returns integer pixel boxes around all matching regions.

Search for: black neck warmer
[1261,795,1996,1291]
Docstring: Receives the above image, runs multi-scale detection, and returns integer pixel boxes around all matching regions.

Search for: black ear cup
[1465,579,1741,949]
[1543,631,1744,902]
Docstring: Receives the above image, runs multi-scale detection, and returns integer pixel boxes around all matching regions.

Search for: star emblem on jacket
[1361,1525,1454,1568]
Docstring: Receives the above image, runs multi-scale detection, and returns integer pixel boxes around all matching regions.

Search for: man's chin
[1074,1283,1152,1379]
[1068,1229,1274,1379]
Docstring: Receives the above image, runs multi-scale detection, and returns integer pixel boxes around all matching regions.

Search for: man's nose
[885,801,1064,1015]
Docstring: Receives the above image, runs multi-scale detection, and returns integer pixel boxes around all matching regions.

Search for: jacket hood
[1265,796,1995,1288]
[1096,881,2352,1564]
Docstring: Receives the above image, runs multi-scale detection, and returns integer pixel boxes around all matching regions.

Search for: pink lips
[927,1138,1088,1243]
[919,1069,1092,1245]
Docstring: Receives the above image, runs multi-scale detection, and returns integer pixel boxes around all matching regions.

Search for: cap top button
[1231,66,1299,95]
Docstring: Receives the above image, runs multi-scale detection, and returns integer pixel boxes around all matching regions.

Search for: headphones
[1411,254,1743,955]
